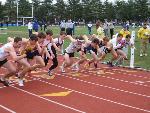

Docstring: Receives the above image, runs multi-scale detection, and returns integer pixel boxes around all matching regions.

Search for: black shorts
[103,47,111,54]
[77,48,86,54]
[64,51,74,57]
[0,59,8,67]
[26,50,41,59]
[85,46,97,54]
[115,48,123,51]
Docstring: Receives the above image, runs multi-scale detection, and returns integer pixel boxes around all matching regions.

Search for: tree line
[0,0,150,23]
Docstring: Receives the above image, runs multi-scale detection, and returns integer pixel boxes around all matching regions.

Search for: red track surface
[0,56,150,113]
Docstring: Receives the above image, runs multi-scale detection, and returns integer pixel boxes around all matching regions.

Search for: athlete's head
[29,34,38,45]
[37,32,46,43]
[14,37,22,48]
[117,33,123,42]
[103,36,109,45]
[91,38,99,48]
[143,23,147,29]
[60,31,67,39]
[75,36,84,45]
[46,29,53,40]
[126,34,131,42]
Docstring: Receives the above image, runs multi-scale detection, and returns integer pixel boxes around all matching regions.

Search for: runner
[0,37,26,86]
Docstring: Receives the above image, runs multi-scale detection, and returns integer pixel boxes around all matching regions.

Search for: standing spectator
[0,22,3,28]
[96,20,104,39]
[87,21,92,35]
[72,21,75,35]
[146,23,150,43]
[33,20,39,32]
[109,20,114,39]
[66,19,73,36]
[6,21,9,27]
[43,21,47,31]
[60,20,66,31]
[126,20,130,30]
[103,21,109,37]
[39,21,43,31]
[119,25,131,38]
[28,20,33,37]
[138,23,150,57]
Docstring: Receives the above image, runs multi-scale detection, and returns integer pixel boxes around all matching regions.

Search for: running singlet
[65,41,82,53]
[0,43,12,61]
[53,38,64,47]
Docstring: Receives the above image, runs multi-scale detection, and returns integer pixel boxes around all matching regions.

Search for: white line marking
[33,77,150,113]
[11,86,86,113]
[0,105,16,113]
[55,73,150,98]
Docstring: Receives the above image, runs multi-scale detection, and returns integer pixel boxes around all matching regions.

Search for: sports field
[0,25,149,70]
[0,26,150,113]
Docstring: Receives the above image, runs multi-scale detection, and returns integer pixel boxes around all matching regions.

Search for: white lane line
[116,71,150,79]
[10,86,86,113]
[99,74,150,87]
[0,105,16,113]
[55,73,150,98]
[34,78,150,113]
[101,68,150,79]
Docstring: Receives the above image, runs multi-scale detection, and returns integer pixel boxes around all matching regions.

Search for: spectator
[66,19,73,36]
[138,23,150,57]
[109,20,114,39]
[87,21,92,35]
[103,21,109,37]
[33,20,39,32]
[28,20,33,37]
[96,20,104,39]
[43,21,47,31]
[6,21,9,27]
[0,22,3,28]
[119,25,131,38]
[60,20,66,31]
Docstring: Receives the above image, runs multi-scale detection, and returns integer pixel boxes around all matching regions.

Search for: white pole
[130,31,135,68]
[23,17,24,26]
[32,3,33,18]
[16,0,18,26]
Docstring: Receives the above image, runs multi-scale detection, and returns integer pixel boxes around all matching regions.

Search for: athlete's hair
[38,32,46,39]
[46,29,53,36]
[30,34,38,41]
[75,36,83,41]
[117,33,123,38]
[60,31,66,35]
[126,34,131,39]
[91,38,99,45]
[103,36,109,42]
[14,37,22,43]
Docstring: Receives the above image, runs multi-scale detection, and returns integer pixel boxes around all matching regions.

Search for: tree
[0,2,5,19]
[42,0,54,22]
[67,0,83,21]
[135,0,149,21]
[103,0,115,20]
[32,0,41,18]
[18,0,31,17]
[55,0,66,20]
[4,0,16,20]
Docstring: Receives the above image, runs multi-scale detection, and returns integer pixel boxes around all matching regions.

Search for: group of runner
[0,29,133,87]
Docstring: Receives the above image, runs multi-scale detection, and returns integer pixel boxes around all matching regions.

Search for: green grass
[0,26,150,70]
